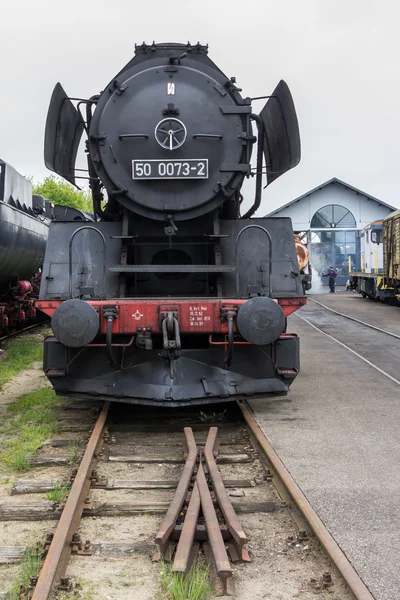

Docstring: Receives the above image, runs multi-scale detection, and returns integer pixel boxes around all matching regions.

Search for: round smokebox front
[237,297,285,346]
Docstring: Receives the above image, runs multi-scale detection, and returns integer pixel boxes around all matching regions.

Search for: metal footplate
[155,427,250,595]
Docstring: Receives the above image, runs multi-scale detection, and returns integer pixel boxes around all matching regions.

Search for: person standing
[323,266,337,293]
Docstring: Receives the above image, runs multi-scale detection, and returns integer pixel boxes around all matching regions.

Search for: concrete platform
[249,295,400,600]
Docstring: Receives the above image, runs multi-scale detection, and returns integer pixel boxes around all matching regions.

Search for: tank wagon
[37,42,307,407]
[0,160,51,334]
[349,211,400,301]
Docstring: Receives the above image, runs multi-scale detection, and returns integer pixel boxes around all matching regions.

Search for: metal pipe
[225,313,234,367]
[237,402,375,600]
[106,317,116,367]
[241,115,264,219]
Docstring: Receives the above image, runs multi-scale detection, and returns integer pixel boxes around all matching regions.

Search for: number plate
[132,159,208,180]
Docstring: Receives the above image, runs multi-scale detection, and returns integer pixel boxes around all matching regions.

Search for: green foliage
[68,440,78,464]
[8,544,43,600]
[46,480,71,503]
[0,335,43,390]
[199,409,227,423]
[160,560,212,600]
[1,388,58,471]
[32,175,92,211]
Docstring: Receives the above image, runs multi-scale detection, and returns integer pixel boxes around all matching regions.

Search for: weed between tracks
[160,560,212,600]
[0,388,58,471]
[46,479,71,502]
[0,335,43,390]
[8,544,43,600]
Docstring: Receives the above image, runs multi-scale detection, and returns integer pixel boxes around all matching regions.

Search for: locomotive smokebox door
[88,53,251,221]
[237,297,285,346]
[52,300,99,348]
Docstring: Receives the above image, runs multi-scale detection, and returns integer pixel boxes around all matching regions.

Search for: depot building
[266,178,396,285]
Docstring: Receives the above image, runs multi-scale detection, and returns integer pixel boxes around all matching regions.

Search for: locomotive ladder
[154,426,250,595]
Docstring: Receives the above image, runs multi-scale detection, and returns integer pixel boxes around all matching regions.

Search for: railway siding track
[309,297,400,339]
[0,323,45,345]
[297,299,400,387]
[0,400,374,599]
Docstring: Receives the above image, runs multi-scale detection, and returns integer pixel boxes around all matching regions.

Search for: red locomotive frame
[36,297,306,337]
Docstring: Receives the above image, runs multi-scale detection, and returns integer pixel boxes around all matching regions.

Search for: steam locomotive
[37,42,306,407]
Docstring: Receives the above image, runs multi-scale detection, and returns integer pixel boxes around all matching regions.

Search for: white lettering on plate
[189,305,209,327]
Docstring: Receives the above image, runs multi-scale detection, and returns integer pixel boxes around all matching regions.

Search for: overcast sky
[1,0,399,214]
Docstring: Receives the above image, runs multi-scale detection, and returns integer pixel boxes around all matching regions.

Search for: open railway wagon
[37,42,307,407]
[349,210,400,301]
[0,160,51,334]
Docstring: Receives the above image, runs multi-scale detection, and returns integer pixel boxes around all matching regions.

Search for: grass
[0,335,43,390]
[46,480,71,503]
[68,441,78,464]
[199,409,227,423]
[8,544,43,600]
[160,560,212,600]
[1,387,58,471]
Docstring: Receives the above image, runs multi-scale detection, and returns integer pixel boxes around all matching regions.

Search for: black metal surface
[221,218,303,298]
[52,300,99,348]
[0,161,49,293]
[237,297,285,345]
[44,337,300,406]
[40,42,304,407]
[259,80,301,186]
[44,83,85,186]
[88,47,249,221]
[108,265,235,273]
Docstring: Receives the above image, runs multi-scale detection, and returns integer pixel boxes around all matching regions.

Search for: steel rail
[0,322,44,343]
[204,427,248,560]
[32,402,110,600]
[296,312,400,387]
[172,481,201,573]
[196,460,232,589]
[309,297,400,340]
[237,401,375,600]
[156,427,198,557]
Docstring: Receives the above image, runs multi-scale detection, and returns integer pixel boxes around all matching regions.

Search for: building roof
[266,177,397,216]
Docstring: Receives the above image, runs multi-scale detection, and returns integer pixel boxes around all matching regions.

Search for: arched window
[311,205,356,228]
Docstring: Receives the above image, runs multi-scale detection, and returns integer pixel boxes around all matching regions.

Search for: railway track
[309,297,400,340]
[0,399,374,599]
[297,299,400,387]
[0,322,45,344]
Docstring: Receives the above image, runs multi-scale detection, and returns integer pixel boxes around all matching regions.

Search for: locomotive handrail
[235,225,272,297]
[68,226,107,299]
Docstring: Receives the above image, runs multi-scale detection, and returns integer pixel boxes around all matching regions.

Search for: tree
[32,176,92,211]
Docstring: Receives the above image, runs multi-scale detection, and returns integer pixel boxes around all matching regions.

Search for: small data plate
[132,159,208,180]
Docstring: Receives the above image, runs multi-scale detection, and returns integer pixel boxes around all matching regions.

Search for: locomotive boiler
[0,160,50,333]
[37,42,306,407]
